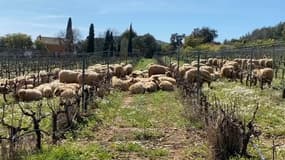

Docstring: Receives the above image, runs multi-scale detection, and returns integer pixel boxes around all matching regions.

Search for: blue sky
[0,0,284,42]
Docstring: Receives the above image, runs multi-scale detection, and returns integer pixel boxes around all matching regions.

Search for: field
[0,56,284,160]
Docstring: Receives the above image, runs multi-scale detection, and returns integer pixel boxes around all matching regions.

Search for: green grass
[25,142,113,160]
[111,142,169,159]
[134,58,158,70]
[203,79,285,159]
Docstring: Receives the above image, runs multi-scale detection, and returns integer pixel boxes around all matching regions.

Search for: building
[36,35,68,54]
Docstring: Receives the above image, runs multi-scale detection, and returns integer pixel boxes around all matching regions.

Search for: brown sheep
[35,84,53,98]
[59,70,80,83]
[159,81,174,91]
[184,68,212,87]
[77,72,103,86]
[17,89,42,101]
[111,76,134,91]
[129,82,145,94]
[252,68,273,89]
[113,64,124,77]
[158,76,176,85]
[200,66,214,74]
[148,64,169,77]
[143,81,158,93]
[123,64,133,76]
[178,65,195,79]
[131,70,144,78]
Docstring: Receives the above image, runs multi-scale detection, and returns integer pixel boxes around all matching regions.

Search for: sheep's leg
[2,94,7,102]
[260,79,264,90]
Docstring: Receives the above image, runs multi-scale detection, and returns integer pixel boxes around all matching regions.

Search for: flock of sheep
[176,57,273,89]
[0,57,274,103]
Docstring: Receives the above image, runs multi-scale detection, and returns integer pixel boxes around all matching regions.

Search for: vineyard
[0,44,284,160]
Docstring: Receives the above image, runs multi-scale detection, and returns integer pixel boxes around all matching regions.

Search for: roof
[37,36,66,45]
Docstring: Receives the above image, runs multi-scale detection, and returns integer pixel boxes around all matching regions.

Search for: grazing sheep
[59,70,80,83]
[17,89,42,101]
[224,61,239,70]
[129,82,145,94]
[158,76,176,85]
[111,76,134,91]
[191,61,206,67]
[114,64,124,77]
[143,81,158,93]
[39,71,49,84]
[77,72,102,86]
[201,66,214,74]
[60,88,77,99]
[178,65,195,79]
[123,64,133,76]
[184,68,212,87]
[252,68,273,89]
[35,84,53,98]
[131,70,144,78]
[148,64,169,77]
[207,58,214,66]
[265,59,273,68]
[51,68,61,79]
[159,81,174,91]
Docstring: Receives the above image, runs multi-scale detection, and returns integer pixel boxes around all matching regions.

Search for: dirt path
[90,91,209,159]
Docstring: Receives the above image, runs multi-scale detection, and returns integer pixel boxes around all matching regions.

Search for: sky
[0,0,284,42]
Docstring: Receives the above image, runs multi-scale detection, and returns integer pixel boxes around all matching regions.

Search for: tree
[66,17,73,42]
[134,34,158,58]
[34,40,47,51]
[2,33,32,49]
[128,24,134,56]
[109,32,114,57]
[65,17,73,52]
[87,23,95,53]
[184,27,218,47]
[57,28,82,43]
[103,30,111,57]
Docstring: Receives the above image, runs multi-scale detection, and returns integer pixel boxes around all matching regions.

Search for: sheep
[158,76,176,85]
[252,68,273,89]
[60,88,77,99]
[159,81,174,91]
[148,64,169,77]
[77,72,103,86]
[224,61,239,70]
[143,81,158,93]
[123,64,133,76]
[35,84,53,98]
[211,72,222,81]
[191,61,206,67]
[17,89,42,101]
[265,59,273,68]
[51,68,61,79]
[39,70,49,84]
[200,66,214,74]
[129,82,145,94]
[184,68,212,88]
[113,64,124,77]
[59,70,80,83]
[177,65,195,80]
[130,70,144,78]
[53,83,80,97]
[207,58,214,66]
[111,76,134,91]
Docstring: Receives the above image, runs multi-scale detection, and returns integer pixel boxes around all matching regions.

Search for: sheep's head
[18,89,26,98]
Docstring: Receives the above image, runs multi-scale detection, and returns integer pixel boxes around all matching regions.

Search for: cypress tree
[128,24,133,56]
[103,30,110,57]
[87,23,95,53]
[65,17,73,52]
[109,32,114,57]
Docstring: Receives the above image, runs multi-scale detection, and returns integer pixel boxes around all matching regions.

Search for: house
[36,35,69,54]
